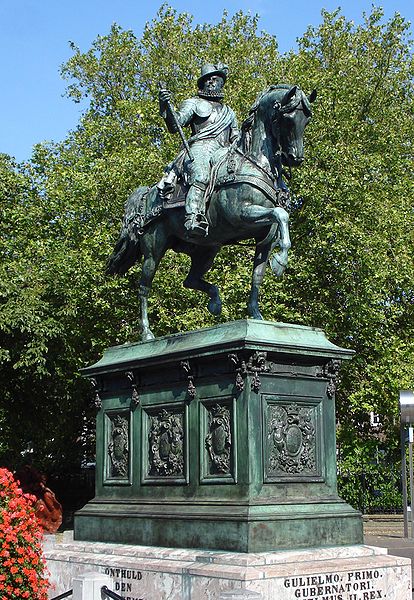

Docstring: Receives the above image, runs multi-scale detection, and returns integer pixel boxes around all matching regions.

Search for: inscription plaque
[283,569,386,600]
[103,567,144,600]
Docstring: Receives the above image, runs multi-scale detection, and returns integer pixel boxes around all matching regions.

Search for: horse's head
[240,84,316,173]
[270,84,316,167]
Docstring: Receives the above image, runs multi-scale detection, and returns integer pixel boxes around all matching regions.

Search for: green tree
[279,9,414,450]
[0,153,95,470]
[0,7,412,491]
[0,8,285,471]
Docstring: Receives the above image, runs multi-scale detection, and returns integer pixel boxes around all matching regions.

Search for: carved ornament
[267,403,316,475]
[149,409,184,477]
[228,351,268,393]
[205,404,231,474]
[125,370,140,406]
[317,359,341,399]
[108,414,129,477]
[180,360,196,400]
[90,377,102,409]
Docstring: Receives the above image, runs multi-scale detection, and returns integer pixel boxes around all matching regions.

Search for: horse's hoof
[271,253,287,277]
[208,298,222,316]
[141,330,155,341]
[248,307,263,320]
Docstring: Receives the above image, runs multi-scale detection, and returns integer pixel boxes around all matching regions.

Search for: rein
[240,148,278,183]
[212,148,289,211]
[207,84,308,212]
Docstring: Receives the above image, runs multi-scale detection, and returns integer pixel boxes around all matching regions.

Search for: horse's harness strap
[239,148,278,182]
[218,173,283,208]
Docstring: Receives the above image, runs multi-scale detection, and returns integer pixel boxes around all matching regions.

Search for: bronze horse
[107,84,316,340]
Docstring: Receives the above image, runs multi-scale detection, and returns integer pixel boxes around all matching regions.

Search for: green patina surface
[75,320,362,552]
[83,320,352,374]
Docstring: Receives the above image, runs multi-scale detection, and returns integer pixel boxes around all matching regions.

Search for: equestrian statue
[107,62,316,340]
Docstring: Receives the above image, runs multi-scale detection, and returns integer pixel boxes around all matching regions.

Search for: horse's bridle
[272,92,311,180]
[238,85,310,185]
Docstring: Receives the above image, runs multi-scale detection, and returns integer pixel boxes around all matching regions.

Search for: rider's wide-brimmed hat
[197,63,229,89]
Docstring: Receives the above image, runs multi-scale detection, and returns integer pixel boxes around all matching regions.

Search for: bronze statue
[159,63,239,237]
[107,64,316,341]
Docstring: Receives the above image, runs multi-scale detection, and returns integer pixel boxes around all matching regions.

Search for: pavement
[363,514,414,597]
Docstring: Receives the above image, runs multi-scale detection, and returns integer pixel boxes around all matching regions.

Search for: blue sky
[1,1,413,163]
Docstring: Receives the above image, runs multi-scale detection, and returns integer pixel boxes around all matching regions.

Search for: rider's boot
[184,182,209,238]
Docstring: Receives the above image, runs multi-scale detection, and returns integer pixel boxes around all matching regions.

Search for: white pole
[409,427,414,538]
[401,424,409,537]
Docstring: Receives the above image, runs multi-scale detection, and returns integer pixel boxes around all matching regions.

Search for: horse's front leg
[270,207,291,277]
[138,283,154,341]
[241,205,291,276]
[248,242,272,320]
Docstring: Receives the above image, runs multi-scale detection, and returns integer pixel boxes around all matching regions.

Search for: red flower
[0,468,49,599]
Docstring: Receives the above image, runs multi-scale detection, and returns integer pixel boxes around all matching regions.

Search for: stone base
[75,499,362,553]
[45,534,411,600]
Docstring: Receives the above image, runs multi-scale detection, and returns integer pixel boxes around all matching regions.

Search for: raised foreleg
[183,245,222,315]
[241,205,291,276]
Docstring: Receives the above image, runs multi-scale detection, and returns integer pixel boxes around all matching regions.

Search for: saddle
[157,147,230,211]
[158,146,290,213]
[156,151,188,209]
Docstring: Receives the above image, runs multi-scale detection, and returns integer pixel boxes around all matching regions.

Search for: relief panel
[142,404,188,485]
[264,395,323,482]
[104,410,131,485]
[200,397,237,484]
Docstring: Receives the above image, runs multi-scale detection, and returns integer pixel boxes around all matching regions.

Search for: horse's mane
[238,84,310,154]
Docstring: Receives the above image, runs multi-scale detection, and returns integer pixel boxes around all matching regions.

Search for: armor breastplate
[190,99,223,134]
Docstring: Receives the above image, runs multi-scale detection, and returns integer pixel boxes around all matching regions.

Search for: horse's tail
[106,186,148,276]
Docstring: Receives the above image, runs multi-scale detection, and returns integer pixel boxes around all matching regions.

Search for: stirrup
[184,213,209,238]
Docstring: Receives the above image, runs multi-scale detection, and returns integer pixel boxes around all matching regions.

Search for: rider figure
[159,63,239,238]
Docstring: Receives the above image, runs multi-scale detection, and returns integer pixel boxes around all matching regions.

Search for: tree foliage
[0,6,413,477]
[280,9,414,446]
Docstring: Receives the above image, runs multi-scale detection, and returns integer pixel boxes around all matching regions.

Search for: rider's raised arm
[175,99,197,128]
[159,92,196,134]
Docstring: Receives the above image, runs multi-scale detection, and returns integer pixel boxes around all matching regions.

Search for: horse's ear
[308,89,317,103]
[281,85,297,106]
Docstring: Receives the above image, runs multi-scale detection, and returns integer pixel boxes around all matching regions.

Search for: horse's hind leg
[183,246,222,316]
[139,224,169,340]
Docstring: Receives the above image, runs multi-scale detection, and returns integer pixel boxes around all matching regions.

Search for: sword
[159,83,194,162]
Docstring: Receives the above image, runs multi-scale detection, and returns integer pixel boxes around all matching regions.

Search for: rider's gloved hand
[159,89,172,103]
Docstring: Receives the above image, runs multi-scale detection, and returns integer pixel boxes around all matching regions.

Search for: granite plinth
[75,320,362,551]
[45,537,412,600]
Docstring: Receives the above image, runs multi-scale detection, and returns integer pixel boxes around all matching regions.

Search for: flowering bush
[0,468,49,599]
